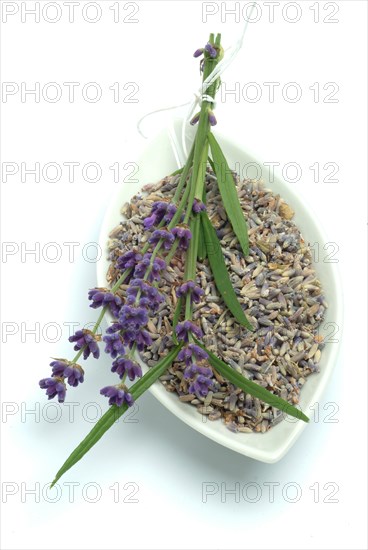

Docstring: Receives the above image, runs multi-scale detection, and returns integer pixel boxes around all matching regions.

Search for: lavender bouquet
[40,34,308,486]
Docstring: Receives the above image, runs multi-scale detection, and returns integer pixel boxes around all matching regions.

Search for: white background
[1,1,367,549]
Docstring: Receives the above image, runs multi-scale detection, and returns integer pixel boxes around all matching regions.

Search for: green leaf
[197,217,207,261]
[201,211,253,331]
[208,132,249,256]
[170,166,184,177]
[51,345,182,486]
[197,342,309,422]
[197,187,207,261]
[172,297,183,344]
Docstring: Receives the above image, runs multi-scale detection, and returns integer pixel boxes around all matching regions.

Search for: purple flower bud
[149,229,175,250]
[133,329,152,351]
[69,329,100,360]
[103,333,125,358]
[50,359,69,377]
[88,288,122,319]
[176,280,204,304]
[164,203,177,222]
[193,48,204,58]
[177,344,209,366]
[143,201,169,229]
[184,364,212,379]
[204,43,217,58]
[39,377,66,402]
[208,110,217,126]
[111,357,142,381]
[100,385,134,407]
[116,250,142,271]
[119,305,148,330]
[192,199,206,213]
[175,320,203,343]
[134,254,166,282]
[64,364,85,387]
[188,343,209,362]
[190,113,200,126]
[189,374,213,397]
[171,225,192,250]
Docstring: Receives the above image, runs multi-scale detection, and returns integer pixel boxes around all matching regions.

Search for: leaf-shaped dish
[97,121,342,463]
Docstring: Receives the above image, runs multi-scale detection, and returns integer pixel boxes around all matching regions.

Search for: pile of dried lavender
[107,170,327,433]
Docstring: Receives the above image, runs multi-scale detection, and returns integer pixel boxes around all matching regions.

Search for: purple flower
[64,364,85,387]
[184,364,213,379]
[189,374,213,397]
[143,201,177,229]
[116,250,142,271]
[39,377,66,402]
[208,110,217,126]
[119,305,148,329]
[177,344,209,366]
[176,280,204,304]
[100,385,134,407]
[126,279,164,312]
[149,229,175,250]
[193,48,204,58]
[204,43,217,58]
[143,201,168,229]
[175,320,203,343]
[103,333,125,358]
[164,204,177,223]
[134,254,166,282]
[111,357,142,381]
[190,112,200,126]
[50,359,69,377]
[88,288,122,319]
[171,225,192,250]
[68,329,100,360]
[132,329,152,351]
[192,199,206,213]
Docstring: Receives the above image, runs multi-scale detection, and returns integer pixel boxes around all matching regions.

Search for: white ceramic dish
[98,122,342,463]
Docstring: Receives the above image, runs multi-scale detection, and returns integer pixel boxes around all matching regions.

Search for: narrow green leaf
[170,166,184,177]
[201,211,253,331]
[208,132,249,256]
[208,155,216,174]
[197,217,207,261]
[198,342,309,422]
[51,345,182,486]
[172,297,183,344]
[197,187,207,261]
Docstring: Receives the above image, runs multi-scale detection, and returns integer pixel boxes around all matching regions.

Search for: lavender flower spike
[100,385,134,407]
[39,377,66,403]
[189,375,213,397]
[192,199,206,213]
[171,225,192,250]
[88,288,122,319]
[149,229,175,250]
[111,357,142,381]
[68,329,100,360]
[103,333,125,359]
[175,320,203,343]
[64,364,85,387]
[176,280,204,304]
[116,249,142,271]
